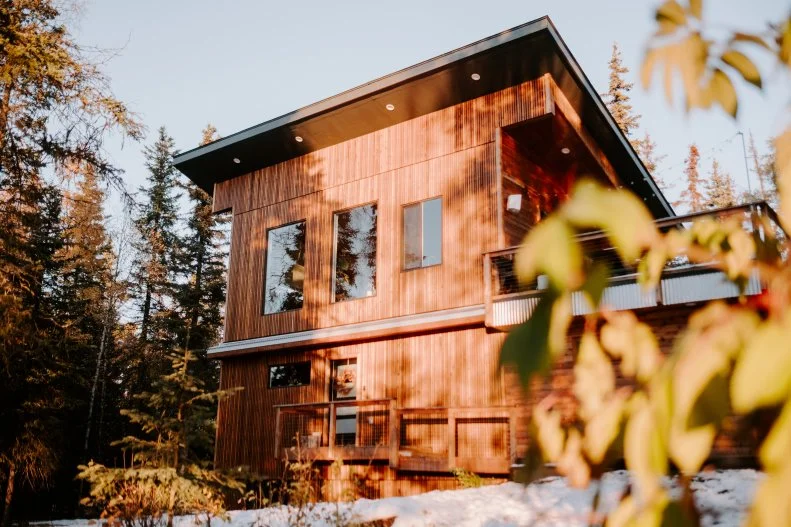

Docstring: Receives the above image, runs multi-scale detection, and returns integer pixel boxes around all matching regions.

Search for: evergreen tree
[745,133,779,206]
[704,159,737,209]
[604,43,641,138]
[78,350,243,527]
[676,144,705,212]
[129,127,181,389]
[634,132,670,190]
[0,1,139,520]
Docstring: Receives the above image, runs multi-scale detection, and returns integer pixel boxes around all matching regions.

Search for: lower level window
[269,361,311,388]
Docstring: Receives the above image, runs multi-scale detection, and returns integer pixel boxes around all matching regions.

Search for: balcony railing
[274,400,518,474]
[483,202,785,329]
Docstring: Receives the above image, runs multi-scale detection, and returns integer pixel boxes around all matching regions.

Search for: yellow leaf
[731,314,791,413]
[562,180,659,263]
[656,0,687,26]
[760,399,791,471]
[574,332,615,419]
[745,459,791,527]
[515,216,583,290]
[533,398,565,463]
[708,68,738,117]
[625,393,667,500]
[721,49,762,89]
[557,429,591,489]
[687,0,702,19]
[601,311,661,383]
[774,128,791,233]
[584,388,629,465]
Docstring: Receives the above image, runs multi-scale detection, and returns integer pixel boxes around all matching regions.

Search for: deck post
[274,407,282,462]
[389,400,399,469]
[509,408,518,465]
[447,409,456,471]
[328,402,336,458]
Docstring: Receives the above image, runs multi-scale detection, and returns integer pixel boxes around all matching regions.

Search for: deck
[274,399,517,474]
[483,202,783,329]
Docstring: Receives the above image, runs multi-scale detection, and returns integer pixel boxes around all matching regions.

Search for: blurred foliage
[502,2,791,525]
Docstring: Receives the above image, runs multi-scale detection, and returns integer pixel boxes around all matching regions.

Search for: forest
[0,0,786,526]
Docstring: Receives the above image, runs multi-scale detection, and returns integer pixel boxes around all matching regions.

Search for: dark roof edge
[172,16,551,166]
[542,20,675,217]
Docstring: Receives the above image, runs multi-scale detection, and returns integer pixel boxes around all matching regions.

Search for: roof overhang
[173,16,674,218]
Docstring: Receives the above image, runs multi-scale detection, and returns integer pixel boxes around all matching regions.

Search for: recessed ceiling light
[471,73,481,81]
[232,158,241,164]
[561,147,571,155]
[295,135,303,142]
[385,103,395,111]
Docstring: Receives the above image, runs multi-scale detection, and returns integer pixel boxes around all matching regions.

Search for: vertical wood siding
[218,76,551,343]
[215,326,508,478]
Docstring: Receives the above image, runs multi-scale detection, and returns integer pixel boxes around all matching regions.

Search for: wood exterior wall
[215,326,509,478]
[217,76,558,343]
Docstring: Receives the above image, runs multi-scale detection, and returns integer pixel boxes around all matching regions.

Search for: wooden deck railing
[483,201,785,328]
[274,400,519,474]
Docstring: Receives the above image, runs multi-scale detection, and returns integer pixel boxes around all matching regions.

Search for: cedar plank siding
[217,76,550,342]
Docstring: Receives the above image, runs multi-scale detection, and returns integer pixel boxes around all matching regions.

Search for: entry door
[331,358,357,446]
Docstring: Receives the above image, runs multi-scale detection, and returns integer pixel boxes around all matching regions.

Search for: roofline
[173,16,552,166]
[541,19,673,217]
[173,15,674,218]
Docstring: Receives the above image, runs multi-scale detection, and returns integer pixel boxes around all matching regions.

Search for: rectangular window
[263,221,306,315]
[403,197,442,270]
[269,361,311,388]
[332,203,377,302]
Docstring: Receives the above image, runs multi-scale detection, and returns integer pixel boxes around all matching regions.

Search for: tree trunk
[2,462,16,527]
[84,317,110,457]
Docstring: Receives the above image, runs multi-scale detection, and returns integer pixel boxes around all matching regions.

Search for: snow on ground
[40,470,761,527]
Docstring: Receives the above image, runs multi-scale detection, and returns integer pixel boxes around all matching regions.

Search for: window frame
[330,201,379,303]
[401,196,443,271]
[268,361,311,389]
[261,218,307,316]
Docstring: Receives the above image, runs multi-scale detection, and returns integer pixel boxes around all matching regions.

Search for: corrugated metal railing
[483,202,785,328]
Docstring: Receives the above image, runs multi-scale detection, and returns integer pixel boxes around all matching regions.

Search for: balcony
[274,399,518,474]
[483,202,784,329]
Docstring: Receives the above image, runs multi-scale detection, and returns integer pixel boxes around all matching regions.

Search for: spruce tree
[676,144,705,213]
[704,159,737,209]
[129,127,181,389]
[604,43,641,138]
[634,132,670,190]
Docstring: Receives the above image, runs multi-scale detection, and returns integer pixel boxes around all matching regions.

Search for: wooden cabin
[173,17,777,498]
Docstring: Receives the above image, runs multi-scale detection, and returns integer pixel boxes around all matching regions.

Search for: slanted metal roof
[173,16,674,218]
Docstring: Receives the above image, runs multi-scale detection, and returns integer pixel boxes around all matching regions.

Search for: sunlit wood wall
[216,76,553,343]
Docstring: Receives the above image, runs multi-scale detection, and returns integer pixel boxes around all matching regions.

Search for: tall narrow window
[403,197,442,270]
[333,203,377,302]
[263,220,306,314]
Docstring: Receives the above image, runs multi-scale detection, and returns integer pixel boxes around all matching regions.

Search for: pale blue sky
[73,0,790,212]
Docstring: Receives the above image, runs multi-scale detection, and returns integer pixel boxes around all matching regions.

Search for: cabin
[173,17,780,498]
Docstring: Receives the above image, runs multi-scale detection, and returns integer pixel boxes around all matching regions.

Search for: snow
[38,469,761,527]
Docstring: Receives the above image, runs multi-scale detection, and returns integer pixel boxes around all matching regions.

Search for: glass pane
[263,221,306,314]
[269,362,311,388]
[422,198,442,267]
[333,204,377,301]
[403,203,422,269]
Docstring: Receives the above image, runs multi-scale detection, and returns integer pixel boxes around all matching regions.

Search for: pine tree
[676,144,705,212]
[604,43,641,138]
[704,159,737,209]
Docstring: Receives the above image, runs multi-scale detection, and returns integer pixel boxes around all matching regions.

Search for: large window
[263,221,306,314]
[269,362,311,388]
[332,203,377,302]
[403,197,442,270]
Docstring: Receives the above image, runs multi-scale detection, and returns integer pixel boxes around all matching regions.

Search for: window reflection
[333,204,377,301]
[263,221,306,314]
[402,198,442,269]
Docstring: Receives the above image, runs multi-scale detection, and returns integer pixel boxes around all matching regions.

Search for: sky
[71,0,790,214]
